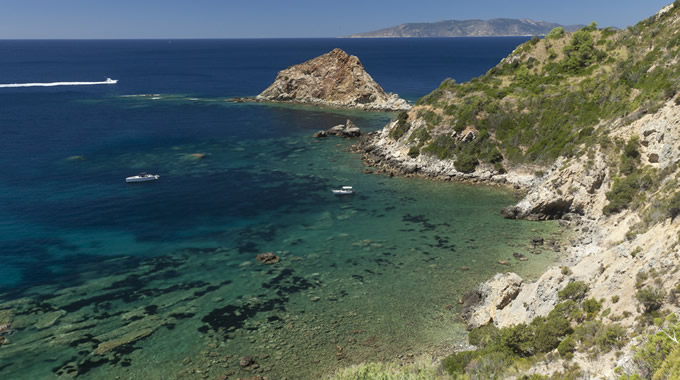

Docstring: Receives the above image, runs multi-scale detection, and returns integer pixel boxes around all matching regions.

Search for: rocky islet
[253,48,411,112]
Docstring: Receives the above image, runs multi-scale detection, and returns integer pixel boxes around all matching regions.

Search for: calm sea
[0,38,560,379]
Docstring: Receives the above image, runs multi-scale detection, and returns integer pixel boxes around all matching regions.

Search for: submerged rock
[256,252,280,265]
[186,152,209,160]
[513,252,528,261]
[239,355,255,367]
[256,48,410,111]
[35,310,66,330]
[94,328,155,355]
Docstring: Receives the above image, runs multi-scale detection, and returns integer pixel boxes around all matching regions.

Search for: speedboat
[332,186,354,195]
[126,173,159,183]
[105,78,118,84]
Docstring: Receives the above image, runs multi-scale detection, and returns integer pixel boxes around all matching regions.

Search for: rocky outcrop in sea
[255,48,410,111]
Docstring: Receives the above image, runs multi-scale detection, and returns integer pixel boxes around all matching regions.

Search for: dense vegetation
[392,4,680,178]
[441,281,628,379]
[339,4,680,379]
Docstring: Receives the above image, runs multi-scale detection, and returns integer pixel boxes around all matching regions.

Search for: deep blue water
[0,38,565,380]
[0,37,529,288]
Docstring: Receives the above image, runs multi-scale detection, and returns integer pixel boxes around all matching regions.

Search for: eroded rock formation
[257,48,410,111]
[460,272,523,329]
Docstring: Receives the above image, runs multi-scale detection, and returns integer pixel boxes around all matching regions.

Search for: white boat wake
[0,78,118,88]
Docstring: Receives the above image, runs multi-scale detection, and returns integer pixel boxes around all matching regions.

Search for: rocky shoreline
[353,98,680,377]
[229,95,410,113]
[354,128,541,193]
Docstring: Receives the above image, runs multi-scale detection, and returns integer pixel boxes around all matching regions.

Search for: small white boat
[105,77,118,84]
[126,173,159,183]
[332,186,354,195]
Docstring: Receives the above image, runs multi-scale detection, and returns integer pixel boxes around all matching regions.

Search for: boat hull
[126,175,159,183]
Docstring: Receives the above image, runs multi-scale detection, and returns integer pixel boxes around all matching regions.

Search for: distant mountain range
[346,18,584,38]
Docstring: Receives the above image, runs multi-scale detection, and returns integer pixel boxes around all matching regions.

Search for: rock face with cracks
[460,272,523,329]
[257,48,410,111]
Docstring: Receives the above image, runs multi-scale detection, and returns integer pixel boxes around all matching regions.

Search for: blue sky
[0,0,674,38]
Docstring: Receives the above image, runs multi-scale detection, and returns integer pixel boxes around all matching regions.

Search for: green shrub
[636,287,666,313]
[582,298,603,318]
[603,170,653,215]
[407,146,420,158]
[420,110,442,127]
[442,350,479,374]
[546,27,565,40]
[389,112,411,140]
[422,134,456,159]
[558,336,577,358]
[653,346,680,380]
[389,121,410,140]
[533,315,573,353]
[488,148,503,163]
[466,351,515,379]
[583,22,598,32]
[329,359,446,380]
[636,270,649,288]
[596,324,628,352]
[499,323,536,357]
[620,136,641,176]
[548,300,580,320]
[667,191,680,219]
[573,320,604,348]
[468,324,501,348]
[408,126,431,142]
[562,30,603,73]
[631,247,642,258]
[634,326,680,376]
[579,126,595,138]
[558,281,589,301]
[612,295,620,304]
[454,152,479,173]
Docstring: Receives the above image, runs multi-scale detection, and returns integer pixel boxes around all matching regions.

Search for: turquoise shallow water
[0,102,562,379]
[0,38,562,379]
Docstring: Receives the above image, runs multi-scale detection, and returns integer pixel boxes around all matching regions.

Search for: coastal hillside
[355,2,680,378]
[347,18,583,38]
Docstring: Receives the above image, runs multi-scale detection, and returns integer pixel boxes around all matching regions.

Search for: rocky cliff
[347,18,583,38]
[256,48,410,111]
[356,2,680,377]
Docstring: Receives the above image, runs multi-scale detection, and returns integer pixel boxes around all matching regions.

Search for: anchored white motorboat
[332,186,354,195]
[126,173,159,183]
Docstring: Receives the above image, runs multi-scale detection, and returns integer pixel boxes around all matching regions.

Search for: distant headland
[345,18,584,38]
